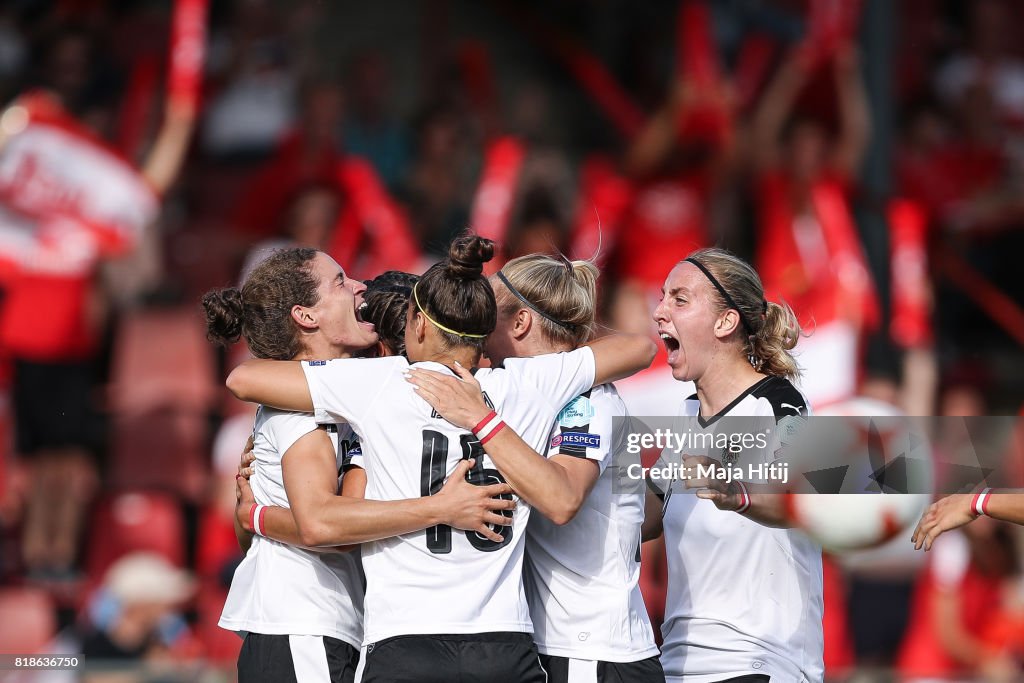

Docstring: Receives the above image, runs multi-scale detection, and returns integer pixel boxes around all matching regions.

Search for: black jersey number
[419,430,514,554]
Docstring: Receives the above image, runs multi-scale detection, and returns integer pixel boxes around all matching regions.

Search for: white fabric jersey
[525,383,659,662]
[301,348,597,645]
[219,407,365,648]
[654,376,824,683]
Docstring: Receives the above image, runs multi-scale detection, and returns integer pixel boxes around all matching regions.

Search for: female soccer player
[225,235,657,683]
[206,248,516,683]
[406,253,664,682]
[644,248,823,683]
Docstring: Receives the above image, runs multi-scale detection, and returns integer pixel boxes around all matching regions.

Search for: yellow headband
[412,282,488,339]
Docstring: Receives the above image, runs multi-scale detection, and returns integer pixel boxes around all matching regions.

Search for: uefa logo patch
[553,432,601,449]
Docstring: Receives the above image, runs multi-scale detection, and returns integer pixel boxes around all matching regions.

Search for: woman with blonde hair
[224,235,657,683]
[643,247,822,683]
[407,251,665,682]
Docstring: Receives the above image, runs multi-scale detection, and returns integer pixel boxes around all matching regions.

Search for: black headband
[367,284,413,296]
[684,257,765,337]
[495,270,577,332]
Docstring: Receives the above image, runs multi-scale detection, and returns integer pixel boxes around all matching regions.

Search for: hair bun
[445,234,495,280]
[201,287,245,346]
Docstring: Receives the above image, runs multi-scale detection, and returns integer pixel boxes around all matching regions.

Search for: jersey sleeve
[300,357,402,426]
[546,388,619,474]
[263,411,321,460]
[510,347,597,413]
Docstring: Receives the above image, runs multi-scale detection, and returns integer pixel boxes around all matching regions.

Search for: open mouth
[660,332,680,364]
[355,301,375,330]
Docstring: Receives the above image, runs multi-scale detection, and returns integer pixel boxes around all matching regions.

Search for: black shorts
[237,632,359,683]
[13,359,99,456]
[361,632,546,683]
[539,653,665,683]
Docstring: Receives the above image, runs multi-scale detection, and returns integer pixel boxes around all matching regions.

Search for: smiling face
[652,262,726,382]
[301,252,378,355]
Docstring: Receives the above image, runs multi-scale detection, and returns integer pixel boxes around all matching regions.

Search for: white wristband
[251,504,266,536]
[735,480,751,515]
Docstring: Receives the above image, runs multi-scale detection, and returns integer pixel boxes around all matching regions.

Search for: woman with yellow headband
[225,234,656,683]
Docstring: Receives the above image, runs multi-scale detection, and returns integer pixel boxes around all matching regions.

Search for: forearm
[141,110,195,195]
[233,511,253,553]
[293,495,448,546]
[980,490,1024,526]
[641,486,664,541]
[833,70,870,176]
[480,428,583,526]
[586,334,657,385]
[741,487,793,528]
[226,359,313,410]
[624,108,678,179]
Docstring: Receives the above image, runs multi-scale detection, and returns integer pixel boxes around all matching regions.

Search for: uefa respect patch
[551,432,601,449]
[306,360,327,366]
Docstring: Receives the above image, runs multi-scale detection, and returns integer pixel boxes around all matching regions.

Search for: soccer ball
[783,398,933,552]
[785,492,930,552]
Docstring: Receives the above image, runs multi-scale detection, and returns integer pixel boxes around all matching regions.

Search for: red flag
[470,136,528,253]
[168,0,208,113]
[888,199,933,349]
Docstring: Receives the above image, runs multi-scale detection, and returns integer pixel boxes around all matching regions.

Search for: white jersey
[219,407,365,648]
[654,375,824,683]
[301,348,597,645]
[525,383,659,662]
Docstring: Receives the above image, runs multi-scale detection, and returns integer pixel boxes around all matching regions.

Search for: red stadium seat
[106,307,216,500]
[0,587,57,654]
[85,492,185,584]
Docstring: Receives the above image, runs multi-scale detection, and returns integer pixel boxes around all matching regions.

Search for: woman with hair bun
[406,252,665,682]
[205,249,515,683]
[644,247,823,683]
[226,235,657,683]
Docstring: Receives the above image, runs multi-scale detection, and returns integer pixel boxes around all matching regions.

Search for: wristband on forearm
[735,480,751,515]
[472,410,506,445]
[249,503,267,536]
[971,488,993,518]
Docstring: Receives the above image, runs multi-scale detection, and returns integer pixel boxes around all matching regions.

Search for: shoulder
[750,376,809,418]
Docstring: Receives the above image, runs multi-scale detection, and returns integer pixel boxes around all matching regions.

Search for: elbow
[226,366,253,402]
[297,523,331,548]
[547,498,585,527]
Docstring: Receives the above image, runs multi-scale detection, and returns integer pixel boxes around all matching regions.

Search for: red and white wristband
[735,480,751,515]
[971,488,993,518]
[472,410,506,445]
[249,503,267,536]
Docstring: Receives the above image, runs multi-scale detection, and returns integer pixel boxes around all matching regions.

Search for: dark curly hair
[201,248,320,360]
[362,271,419,357]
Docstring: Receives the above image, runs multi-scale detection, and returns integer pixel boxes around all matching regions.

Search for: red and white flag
[0,92,159,276]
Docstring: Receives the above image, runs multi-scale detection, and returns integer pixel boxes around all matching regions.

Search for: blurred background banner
[0,1,1021,681]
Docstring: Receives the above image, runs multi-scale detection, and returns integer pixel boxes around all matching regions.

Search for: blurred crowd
[0,0,1022,681]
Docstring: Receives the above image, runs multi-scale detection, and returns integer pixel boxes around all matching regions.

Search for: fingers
[450,458,475,479]
[483,511,513,527]
[452,361,475,383]
[474,525,504,543]
[242,451,256,467]
[480,482,513,498]
[482,495,516,512]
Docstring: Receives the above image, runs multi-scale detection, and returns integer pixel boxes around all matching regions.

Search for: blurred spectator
[400,101,478,256]
[342,50,410,191]
[78,552,199,681]
[202,0,299,160]
[897,521,1022,682]
[231,78,344,240]
[934,0,1024,131]
[750,43,876,408]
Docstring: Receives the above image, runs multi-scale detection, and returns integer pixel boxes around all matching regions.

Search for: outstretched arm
[913,490,1024,551]
[750,49,813,171]
[586,333,658,386]
[236,431,515,547]
[407,364,600,526]
[830,43,870,179]
[227,360,312,411]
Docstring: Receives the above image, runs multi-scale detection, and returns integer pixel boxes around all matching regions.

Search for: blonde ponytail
[496,254,599,347]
